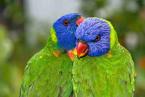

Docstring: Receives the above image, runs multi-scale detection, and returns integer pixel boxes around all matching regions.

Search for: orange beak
[76,16,84,26]
[76,41,89,58]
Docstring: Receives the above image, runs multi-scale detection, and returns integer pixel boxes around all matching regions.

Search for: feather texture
[73,18,135,97]
[20,37,73,97]
[73,43,135,97]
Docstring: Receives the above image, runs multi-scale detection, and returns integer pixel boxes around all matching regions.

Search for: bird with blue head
[20,13,84,97]
[75,18,111,57]
[53,13,83,50]
[50,13,84,59]
[73,17,135,97]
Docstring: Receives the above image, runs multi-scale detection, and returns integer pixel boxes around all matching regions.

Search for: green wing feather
[20,29,73,97]
[73,43,135,97]
[50,27,58,44]
[72,19,135,97]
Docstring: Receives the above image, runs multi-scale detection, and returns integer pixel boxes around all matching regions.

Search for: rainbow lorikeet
[73,18,135,97]
[20,13,84,97]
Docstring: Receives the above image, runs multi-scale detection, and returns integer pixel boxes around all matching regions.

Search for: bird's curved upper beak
[76,16,84,26]
[76,40,89,58]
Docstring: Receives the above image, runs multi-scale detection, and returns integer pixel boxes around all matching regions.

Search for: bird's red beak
[76,41,89,58]
[76,16,84,26]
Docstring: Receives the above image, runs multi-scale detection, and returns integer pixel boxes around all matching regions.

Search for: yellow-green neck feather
[50,27,58,44]
[45,27,59,50]
[106,20,118,49]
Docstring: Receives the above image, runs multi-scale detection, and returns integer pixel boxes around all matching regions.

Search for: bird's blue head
[75,18,112,57]
[51,13,84,51]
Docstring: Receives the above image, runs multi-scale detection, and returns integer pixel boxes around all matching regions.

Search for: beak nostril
[79,40,87,45]
[77,39,86,43]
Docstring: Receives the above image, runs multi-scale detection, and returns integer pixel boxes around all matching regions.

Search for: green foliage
[0,25,12,65]
[80,0,107,16]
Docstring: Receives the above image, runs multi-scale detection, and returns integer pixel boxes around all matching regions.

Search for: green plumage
[20,37,73,97]
[72,20,135,97]
[73,44,135,97]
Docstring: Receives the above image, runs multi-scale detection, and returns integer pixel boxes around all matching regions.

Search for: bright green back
[20,37,73,97]
[73,43,135,97]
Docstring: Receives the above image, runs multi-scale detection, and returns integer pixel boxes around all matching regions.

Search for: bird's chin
[88,49,109,57]
[87,48,99,57]
[77,51,88,58]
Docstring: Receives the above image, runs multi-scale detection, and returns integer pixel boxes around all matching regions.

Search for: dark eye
[63,19,69,26]
[95,34,101,42]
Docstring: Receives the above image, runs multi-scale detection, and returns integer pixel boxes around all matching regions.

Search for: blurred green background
[0,0,145,97]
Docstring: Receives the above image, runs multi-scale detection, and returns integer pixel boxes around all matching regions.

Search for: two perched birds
[20,13,135,97]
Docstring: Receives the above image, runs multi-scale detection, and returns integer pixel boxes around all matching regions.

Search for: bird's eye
[63,19,69,26]
[95,34,101,42]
